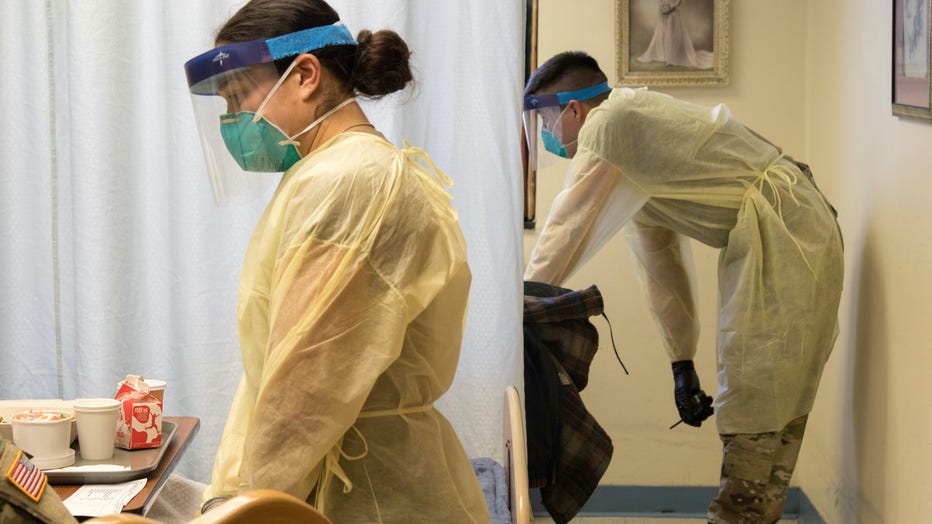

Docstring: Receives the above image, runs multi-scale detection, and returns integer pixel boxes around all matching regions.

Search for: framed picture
[616,0,730,87]
[893,0,932,119]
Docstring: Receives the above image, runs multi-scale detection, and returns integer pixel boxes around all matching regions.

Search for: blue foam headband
[524,81,612,111]
[185,23,356,92]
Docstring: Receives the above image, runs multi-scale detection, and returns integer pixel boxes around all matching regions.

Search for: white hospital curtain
[0,0,524,483]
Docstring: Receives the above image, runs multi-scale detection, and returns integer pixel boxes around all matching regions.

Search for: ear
[567,99,588,123]
[290,53,323,100]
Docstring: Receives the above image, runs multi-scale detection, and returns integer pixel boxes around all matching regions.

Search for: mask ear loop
[280,97,357,147]
[552,105,578,150]
[249,56,357,148]
[252,58,300,124]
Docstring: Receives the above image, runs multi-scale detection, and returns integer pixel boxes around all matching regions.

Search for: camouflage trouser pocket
[710,415,809,524]
[722,433,778,481]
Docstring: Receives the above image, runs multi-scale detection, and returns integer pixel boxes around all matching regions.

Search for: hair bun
[351,29,413,98]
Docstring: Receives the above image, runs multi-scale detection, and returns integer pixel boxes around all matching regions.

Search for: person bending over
[522,50,843,524]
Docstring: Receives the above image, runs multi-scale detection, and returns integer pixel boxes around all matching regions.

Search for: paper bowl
[0,420,77,445]
[0,421,77,444]
[0,400,78,444]
[9,410,76,459]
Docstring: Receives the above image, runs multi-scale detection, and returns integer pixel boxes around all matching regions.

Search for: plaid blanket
[523,281,613,524]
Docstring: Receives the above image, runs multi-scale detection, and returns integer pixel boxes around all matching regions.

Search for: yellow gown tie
[314,403,435,519]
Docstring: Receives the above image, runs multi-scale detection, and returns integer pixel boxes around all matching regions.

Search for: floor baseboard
[530,485,825,522]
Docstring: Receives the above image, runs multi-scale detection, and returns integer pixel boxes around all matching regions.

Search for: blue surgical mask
[541,128,569,158]
[220,112,302,172]
[541,128,570,158]
[540,106,579,158]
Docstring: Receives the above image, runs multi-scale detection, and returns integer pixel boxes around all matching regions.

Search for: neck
[300,100,372,154]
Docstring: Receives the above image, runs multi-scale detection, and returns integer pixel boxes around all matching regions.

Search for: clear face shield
[522,82,613,170]
[183,22,357,205]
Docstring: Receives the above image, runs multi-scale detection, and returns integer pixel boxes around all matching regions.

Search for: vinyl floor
[532,517,797,523]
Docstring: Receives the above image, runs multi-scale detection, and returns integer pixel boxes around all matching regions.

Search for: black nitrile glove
[671,360,714,427]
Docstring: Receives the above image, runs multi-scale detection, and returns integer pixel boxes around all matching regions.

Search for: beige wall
[529,0,932,521]
[799,1,932,522]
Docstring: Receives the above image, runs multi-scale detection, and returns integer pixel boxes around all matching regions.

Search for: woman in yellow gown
[183,1,489,522]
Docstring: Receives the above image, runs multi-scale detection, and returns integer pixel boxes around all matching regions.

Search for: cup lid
[73,398,121,411]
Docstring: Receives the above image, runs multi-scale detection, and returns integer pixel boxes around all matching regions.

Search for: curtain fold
[1,1,64,398]
[0,0,523,483]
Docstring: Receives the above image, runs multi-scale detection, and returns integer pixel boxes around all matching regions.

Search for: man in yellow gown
[523,51,843,523]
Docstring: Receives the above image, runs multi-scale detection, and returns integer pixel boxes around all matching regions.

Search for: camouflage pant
[707,414,808,524]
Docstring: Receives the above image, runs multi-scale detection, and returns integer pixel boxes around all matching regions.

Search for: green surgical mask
[219,97,357,173]
[219,112,302,172]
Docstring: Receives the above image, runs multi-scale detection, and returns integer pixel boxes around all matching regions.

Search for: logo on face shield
[213,51,230,67]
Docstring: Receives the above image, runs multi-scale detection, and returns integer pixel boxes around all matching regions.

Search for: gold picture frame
[892,0,932,119]
[616,0,730,87]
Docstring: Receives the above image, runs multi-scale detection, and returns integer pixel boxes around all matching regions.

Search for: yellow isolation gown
[203,131,490,523]
[525,88,844,434]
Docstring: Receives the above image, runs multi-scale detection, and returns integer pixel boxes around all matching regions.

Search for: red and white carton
[114,375,162,450]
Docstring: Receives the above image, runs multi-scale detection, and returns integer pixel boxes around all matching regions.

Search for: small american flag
[5,450,47,502]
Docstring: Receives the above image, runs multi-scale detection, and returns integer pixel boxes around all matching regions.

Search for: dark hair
[215,0,413,100]
[524,51,608,102]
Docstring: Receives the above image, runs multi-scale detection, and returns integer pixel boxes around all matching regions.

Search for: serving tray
[44,421,177,484]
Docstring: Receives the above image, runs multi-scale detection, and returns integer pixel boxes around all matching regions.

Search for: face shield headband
[523,81,613,114]
[182,22,357,205]
[523,81,612,167]
[184,22,357,94]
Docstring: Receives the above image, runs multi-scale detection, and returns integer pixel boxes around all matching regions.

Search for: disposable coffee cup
[73,398,121,460]
[144,379,166,403]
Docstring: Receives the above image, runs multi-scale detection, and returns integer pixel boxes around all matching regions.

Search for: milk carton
[114,375,162,450]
